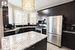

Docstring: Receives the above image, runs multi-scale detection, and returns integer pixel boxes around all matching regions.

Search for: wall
[0,0,2,8]
[0,8,4,49]
[38,1,75,30]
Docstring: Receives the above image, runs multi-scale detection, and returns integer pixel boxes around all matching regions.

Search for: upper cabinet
[8,0,22,8]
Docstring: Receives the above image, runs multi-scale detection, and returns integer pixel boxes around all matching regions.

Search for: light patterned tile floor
[47,43,72,50]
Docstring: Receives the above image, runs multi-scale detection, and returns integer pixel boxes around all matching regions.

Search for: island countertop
[1,31,47,50]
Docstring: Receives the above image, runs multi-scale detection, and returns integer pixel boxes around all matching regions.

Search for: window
[8,4,37,25]
[14,9,28,25]
[8,5,13,24]
[29,12,37,25]
[8,5,28,25]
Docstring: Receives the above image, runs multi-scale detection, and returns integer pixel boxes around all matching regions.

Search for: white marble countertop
[63,30,75,34]
[1,31,47,50]
[4,26,36,33]
[4,28,20,33]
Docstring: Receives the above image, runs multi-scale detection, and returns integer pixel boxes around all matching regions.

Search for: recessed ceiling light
[42,9,49,14]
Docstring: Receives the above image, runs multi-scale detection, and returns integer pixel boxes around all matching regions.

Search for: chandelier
[22,0,35,12]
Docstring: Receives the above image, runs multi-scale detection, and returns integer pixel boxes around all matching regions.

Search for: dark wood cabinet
[42,29,46,34]
[62,31,75,49]
[35,29,46,34]
[4,31,15,36]
[4,27,35,36]
[2,6,9,28]
[18,28,35,33]
[25,38,47,50]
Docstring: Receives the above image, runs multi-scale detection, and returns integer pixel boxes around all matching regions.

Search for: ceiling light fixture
[23,0,35,12]
[1,0,8,6]
[42,9,49,14]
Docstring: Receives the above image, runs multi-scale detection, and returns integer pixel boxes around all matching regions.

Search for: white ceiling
[35,0,73,11]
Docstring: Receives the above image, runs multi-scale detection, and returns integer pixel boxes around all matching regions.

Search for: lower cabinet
[42,29,46,34]
[4,28,35,36]
[35,29,46,34]
[18,28,35,33]
[4,31,15,36]
[25,38,47,50]
[62,32,75,49]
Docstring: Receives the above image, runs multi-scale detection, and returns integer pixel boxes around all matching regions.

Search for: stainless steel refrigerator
[47,15,63,47]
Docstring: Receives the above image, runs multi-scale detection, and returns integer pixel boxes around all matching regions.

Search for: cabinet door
[4,31,15,36]
[3,6,9,26]
[33,38,47,50]
[66,33,75,49]
[62,32,75,49]
[18,28,26,33]
[62,32,70,46]
[42,29,46,34]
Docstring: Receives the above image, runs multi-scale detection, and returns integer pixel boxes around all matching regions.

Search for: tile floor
[47,43,72,50]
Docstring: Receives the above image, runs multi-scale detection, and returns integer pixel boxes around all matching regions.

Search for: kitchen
[0,0,75,50]
[0,0,47,50]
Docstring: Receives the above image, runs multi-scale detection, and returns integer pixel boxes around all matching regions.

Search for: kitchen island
[1,31,47,50]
